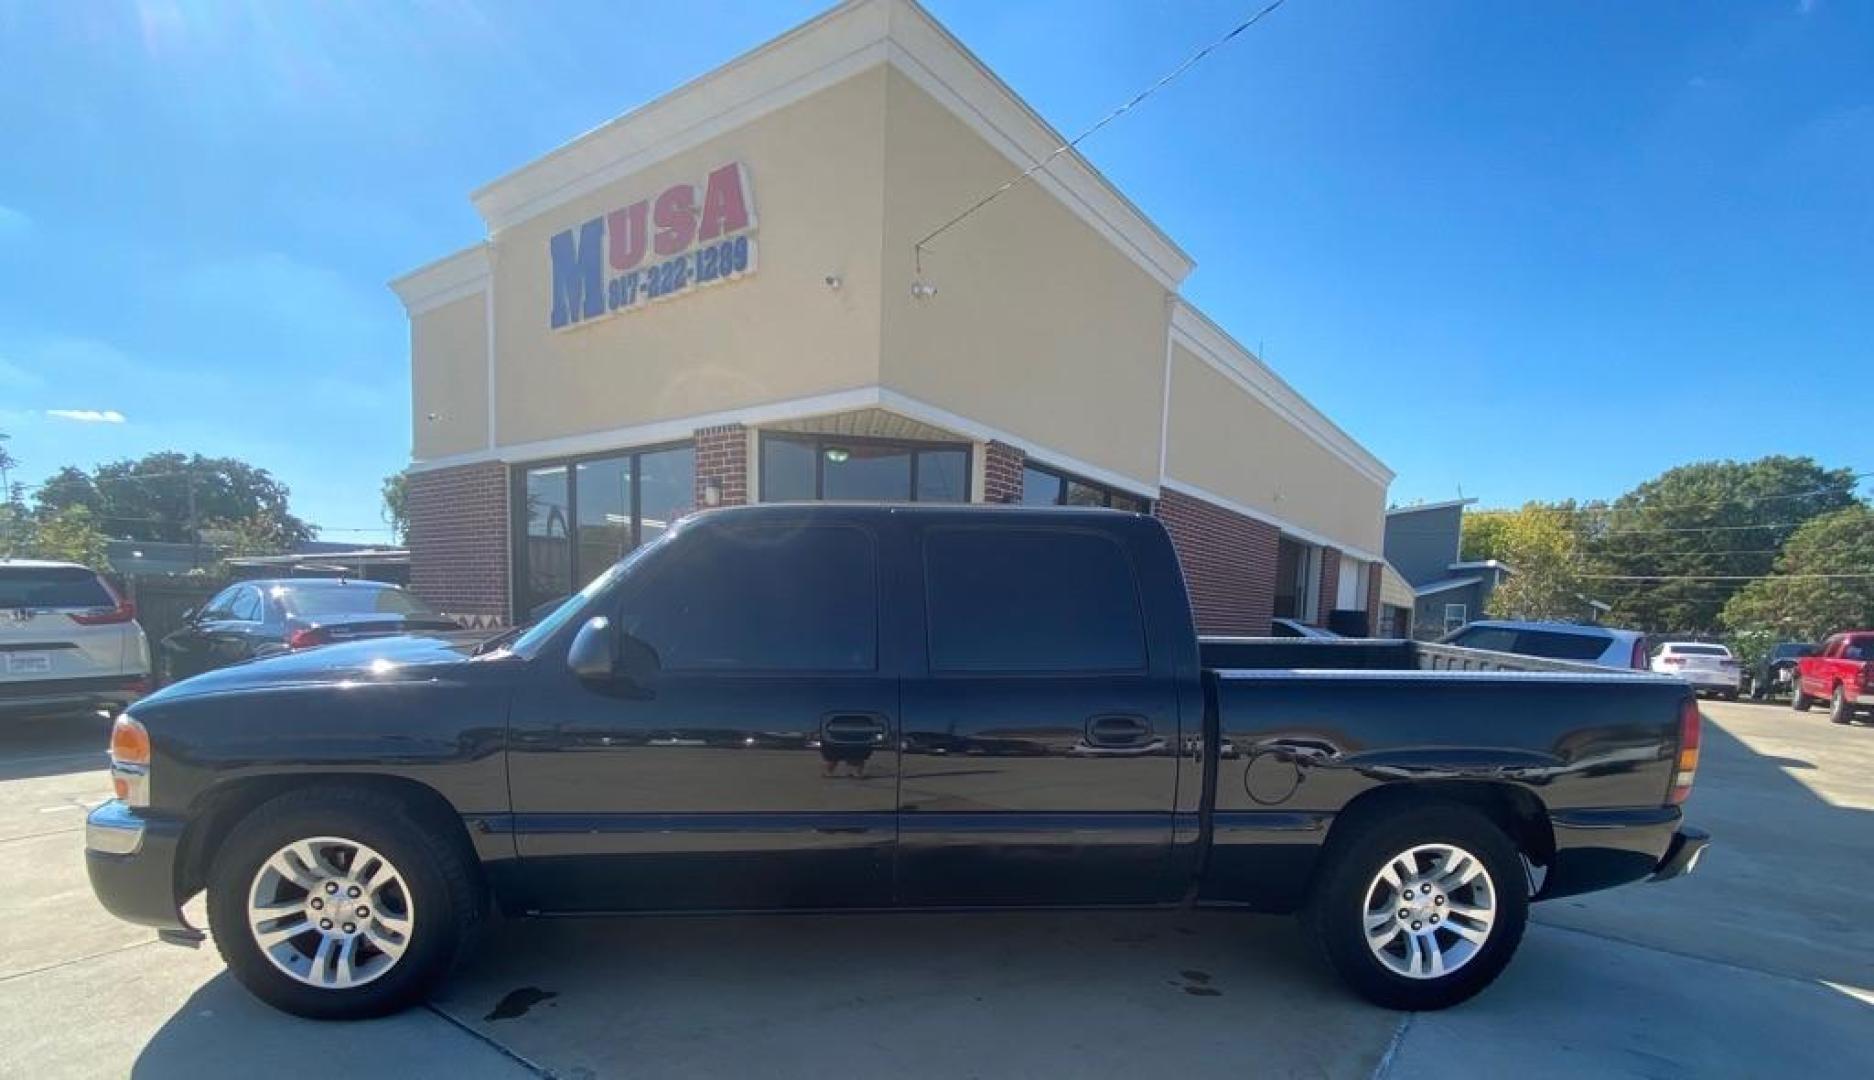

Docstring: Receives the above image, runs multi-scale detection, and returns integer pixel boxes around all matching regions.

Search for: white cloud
[0,203,28,236]
[46,409,127,424]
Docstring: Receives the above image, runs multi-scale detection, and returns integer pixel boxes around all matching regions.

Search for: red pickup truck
[1792,632,1874,724]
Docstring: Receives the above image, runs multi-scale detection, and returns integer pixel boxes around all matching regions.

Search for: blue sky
[0,1,1867,540]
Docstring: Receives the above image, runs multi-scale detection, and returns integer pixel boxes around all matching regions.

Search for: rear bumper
[1678,671,1740,691]
[84,800,197,936]
[0,674,148,718]
[1648,826,1710,883]
[1542,806,1699,899]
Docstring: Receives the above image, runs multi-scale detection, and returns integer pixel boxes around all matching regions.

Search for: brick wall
[694,423,748,509]
[1366,561,1383,632]
[983,441,1025,503]
[1154,488,1279,635]
[1318,548,1342,627]
[405,461,509,626]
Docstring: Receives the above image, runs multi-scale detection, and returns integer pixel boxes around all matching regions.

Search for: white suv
[1650,641,1741,700]
[1439,619,1650,670]
[0,560,151,719]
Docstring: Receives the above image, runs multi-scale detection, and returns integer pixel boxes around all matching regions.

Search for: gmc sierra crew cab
[85,504,1709,1019]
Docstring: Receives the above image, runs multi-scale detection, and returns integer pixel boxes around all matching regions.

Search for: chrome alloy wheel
[246,836,415,990]
[1361,843,1497,980]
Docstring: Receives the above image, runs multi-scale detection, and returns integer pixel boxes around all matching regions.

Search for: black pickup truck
[85,504,1708,1019]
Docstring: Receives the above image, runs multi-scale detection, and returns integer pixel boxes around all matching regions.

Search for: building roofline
[462,0,1193,288]
[1413,575,1484,596]
[1385,497,1478,517]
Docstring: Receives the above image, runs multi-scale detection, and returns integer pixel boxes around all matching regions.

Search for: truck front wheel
[206,786,483,1019]
[1305,805,1529,1011]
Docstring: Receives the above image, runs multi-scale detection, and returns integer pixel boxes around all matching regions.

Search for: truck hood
[139,633,486,704]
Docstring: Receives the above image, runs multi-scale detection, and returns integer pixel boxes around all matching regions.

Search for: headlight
[109,715,151,808]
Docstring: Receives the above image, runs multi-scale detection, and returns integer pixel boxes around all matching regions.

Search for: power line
[913,0,1290,272]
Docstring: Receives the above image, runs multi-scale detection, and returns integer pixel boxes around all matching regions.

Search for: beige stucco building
[392,0,1392,632]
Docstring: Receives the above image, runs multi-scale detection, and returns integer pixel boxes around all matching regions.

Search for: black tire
[207,785,483,1019]
[1793,682,1813,711]
[1830,685,1853,725]
[1304,803,1529,1011]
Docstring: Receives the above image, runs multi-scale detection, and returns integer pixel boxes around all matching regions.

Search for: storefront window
[758,434,969,503]
[1272,536,1321,621]
[523,466,572,613]
[1021,462,1147,513]
[516,444,694,617]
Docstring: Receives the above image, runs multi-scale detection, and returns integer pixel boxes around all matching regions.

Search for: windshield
[507,533,671,659]
[276,584,435,618]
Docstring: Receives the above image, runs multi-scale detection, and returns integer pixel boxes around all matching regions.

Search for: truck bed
[1192,637,1692,911]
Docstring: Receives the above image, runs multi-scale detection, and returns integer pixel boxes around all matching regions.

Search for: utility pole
[187,468,199,572]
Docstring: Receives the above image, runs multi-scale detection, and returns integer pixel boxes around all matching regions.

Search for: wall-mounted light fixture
[703,481,723,508]
[910,281,938,300]
[824,447,852,464]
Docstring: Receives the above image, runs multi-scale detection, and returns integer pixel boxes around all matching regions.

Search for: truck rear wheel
[1830,685,1853,725]
[206,786,482,1019]
[1792,682,1813,711]
[1305,804,1528,1011]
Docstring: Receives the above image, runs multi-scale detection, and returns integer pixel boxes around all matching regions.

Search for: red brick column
[694,424,748,509]
[1317,548,1342,627]
[405,461,510,627]
[1154,488,1279,635]
[982,441,1025,503]
[1365,561,1383,632]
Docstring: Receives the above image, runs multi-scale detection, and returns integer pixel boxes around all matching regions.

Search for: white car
[1650,641,1741,700]
[0,560,151,720]
[1439,619,1650,670]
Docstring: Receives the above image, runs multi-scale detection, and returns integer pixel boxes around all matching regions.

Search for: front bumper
[84,800,197,936]
[0,674,148,718]
[1649,826,1711,883]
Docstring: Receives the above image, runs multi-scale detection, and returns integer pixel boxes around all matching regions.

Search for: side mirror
[617,629,661,683]
[567,616,616,681]
[180,605,200,624]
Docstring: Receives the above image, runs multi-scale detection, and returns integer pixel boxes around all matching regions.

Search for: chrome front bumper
[85,798,145,855]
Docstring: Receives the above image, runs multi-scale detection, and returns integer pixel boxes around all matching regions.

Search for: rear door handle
[822,712,889,745]
[1085,714,1152,748]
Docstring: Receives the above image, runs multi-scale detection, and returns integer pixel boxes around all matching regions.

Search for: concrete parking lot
[2,699,1869,1079]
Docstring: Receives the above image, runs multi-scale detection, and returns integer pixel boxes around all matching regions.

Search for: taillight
[1669,698,1700,805]
[109,715,151,807]
[286,626,331,649]
[70,600,136,626]
[1661,656,1685,667]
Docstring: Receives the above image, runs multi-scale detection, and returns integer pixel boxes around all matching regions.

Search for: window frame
[512,439,695,619]
[758,431,972,504]
[1443,603,1468,634]
[1018,461,1149,513]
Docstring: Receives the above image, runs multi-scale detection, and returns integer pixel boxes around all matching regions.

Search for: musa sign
[548,161,758,330]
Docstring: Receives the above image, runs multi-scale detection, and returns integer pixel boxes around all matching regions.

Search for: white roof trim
[389,244,490,315]
[464,0,1191,290]
[1413,576,1484,597]
[1386,497,1477,516]
[1159,478,1383,563]
[1168,302,1393,488]
[1449,559,1513,574]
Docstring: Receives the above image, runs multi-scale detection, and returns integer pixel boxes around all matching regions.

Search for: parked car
[1438,619,1649,670]
[1269,617,1341,639]
[1792,631,1874,724]
[1649,642,1741,700]
[87,505,1706,1020]
[0,559,149,719]
[1748,642,1816,700]
[157,579,459,684]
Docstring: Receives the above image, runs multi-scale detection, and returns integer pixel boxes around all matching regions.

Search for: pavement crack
[1369,1011,1414,1079]
[424,1001,560,1077]
[1531,916,1855,991]
[0,938,161,983]
[0,826,83,845]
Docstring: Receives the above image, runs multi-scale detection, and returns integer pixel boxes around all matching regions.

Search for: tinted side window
[1448,626,1519,653]
[924,528,1146,672]
[229,587,264,622]
[0,567,113,609]
[1512,629,1610,661]
[624,525,876,672]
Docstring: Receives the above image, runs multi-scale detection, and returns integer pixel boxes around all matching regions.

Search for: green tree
[1590,456,1861,634]
[1721,506,1874,641]
[381,472,408,543]
[1464,502,1596,621]
[33,452,313,546]
[24,505,110,567]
